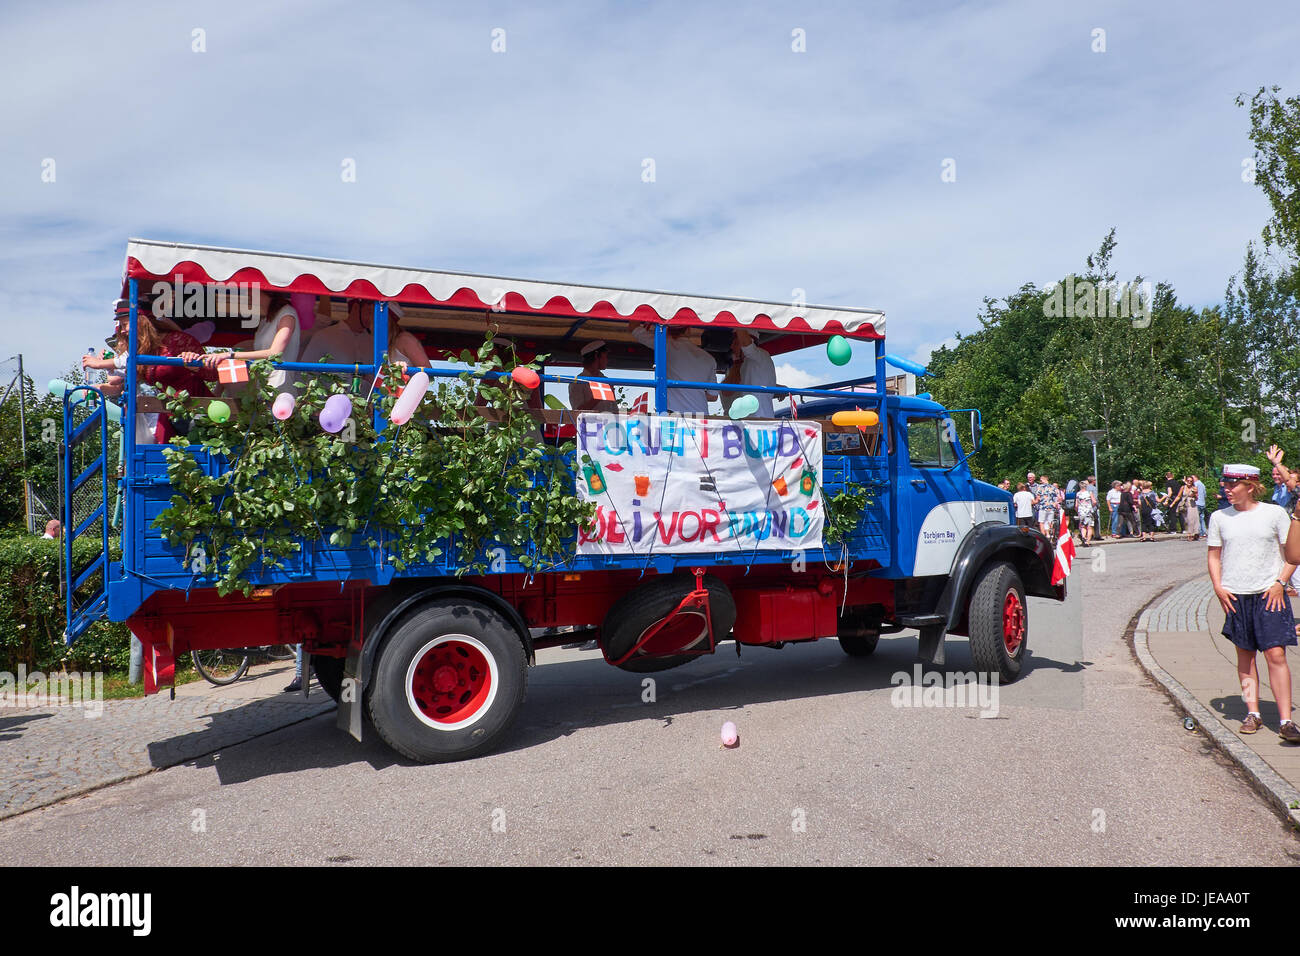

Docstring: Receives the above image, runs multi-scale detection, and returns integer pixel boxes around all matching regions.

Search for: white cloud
[774,363,819,390]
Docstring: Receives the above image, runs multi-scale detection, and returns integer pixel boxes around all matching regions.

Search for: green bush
[0,533,131,673]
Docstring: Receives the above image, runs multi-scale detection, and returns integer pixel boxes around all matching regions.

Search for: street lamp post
[1082,429,1104,487]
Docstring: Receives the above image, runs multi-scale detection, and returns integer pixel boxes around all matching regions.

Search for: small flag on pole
[591,381,615,402]
[1051,524,1076,586]
[630,392,649,413]
[217,359,248,384]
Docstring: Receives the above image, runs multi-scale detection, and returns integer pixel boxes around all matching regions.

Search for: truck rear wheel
[600,574,736,673]
[967,561,1027,683]
[366,600,527,763]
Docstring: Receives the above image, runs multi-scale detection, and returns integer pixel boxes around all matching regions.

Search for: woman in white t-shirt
[183,295,301,394]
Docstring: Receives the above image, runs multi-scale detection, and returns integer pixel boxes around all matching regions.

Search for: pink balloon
[721,721,738,748]
[390,371,430,425]
[319,393,352,434]
[272,392,296,421]
[290,293,316,332]
[511,366,540,390]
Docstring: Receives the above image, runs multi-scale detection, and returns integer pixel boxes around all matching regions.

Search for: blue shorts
[1221,591,1297,652]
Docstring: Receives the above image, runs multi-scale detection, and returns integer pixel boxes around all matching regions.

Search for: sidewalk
[0,661,334,820]
[1135,579,1300,826]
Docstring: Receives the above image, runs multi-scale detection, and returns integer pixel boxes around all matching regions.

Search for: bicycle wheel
[191,649,251,685]
[264,644,297,662]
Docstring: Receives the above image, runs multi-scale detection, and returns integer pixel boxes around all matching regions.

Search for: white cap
[580,339,608,357]
[1222,463,1260,480]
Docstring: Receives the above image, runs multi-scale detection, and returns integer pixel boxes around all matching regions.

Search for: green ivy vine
[152,336,595,595]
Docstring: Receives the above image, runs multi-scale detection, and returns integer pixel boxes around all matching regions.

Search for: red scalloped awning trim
[123,258,883,341]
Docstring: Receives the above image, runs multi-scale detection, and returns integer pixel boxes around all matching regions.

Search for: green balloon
[207,400,231,423]
[827,335,852,366]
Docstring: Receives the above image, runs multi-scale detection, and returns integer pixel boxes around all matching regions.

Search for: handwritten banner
[575,414,823,555]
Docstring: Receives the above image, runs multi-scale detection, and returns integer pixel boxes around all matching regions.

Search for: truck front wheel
[366,600,527,763]
[966,562,1028,683]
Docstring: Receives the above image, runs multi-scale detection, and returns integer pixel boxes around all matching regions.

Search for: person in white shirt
[631,323,717,415]
[1206,463,1299,742]
[300,300,429,386]
[40,519,60,540]
[720,329,778,418]
[1105,481,1122,539]
[1012,483,1035,528]
[183,295,301,394]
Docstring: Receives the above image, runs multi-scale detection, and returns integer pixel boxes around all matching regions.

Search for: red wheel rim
[406,637,496,729]
[635,611,708,656]
[1002,591,1025,656]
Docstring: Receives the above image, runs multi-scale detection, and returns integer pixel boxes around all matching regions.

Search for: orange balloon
[831,409,879,427]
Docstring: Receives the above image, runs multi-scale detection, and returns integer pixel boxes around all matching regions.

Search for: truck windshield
[906,415,957,468]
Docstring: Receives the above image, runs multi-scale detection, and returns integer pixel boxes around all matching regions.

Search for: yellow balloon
[830,410,879,427]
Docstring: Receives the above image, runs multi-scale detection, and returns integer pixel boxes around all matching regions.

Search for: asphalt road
[5,538,1298,865]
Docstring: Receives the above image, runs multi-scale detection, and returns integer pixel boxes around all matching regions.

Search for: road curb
[1131,606,1300,831]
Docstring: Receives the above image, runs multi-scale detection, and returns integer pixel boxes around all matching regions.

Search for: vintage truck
[62,239,1064,762]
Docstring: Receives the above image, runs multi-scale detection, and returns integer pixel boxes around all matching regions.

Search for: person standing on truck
[631,322,718,415]
[185,295,301,393]
[720,329,778,418]
[568,340,618,413]
[1206,463,1299,743]
[1013,483,1035,528]
[88,306,218,442]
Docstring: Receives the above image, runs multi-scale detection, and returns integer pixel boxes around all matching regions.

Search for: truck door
[899,413,976,577]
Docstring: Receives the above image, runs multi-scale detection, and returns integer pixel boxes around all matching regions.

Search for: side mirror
[970,410,982,451]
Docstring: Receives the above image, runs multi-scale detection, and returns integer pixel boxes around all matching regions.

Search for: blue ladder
[63,387,114,643]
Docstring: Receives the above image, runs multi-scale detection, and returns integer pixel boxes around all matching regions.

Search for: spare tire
[601,574,736,673]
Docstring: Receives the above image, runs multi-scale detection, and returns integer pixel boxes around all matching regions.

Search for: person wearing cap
[1206,463,1299,743]
[86,300,217,442]
[569,340,617,413]
[720,328,778,418]
[299,300,429,387]
[631,323,717,415]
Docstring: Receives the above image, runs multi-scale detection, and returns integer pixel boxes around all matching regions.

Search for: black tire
[191,648,250,685]
[600,574,736,673]
[365,600,528,763]
[967,561,1028,683]
[838,632,880,657]
[310,654,345,702]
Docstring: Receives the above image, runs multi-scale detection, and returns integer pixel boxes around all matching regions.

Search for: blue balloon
[884,353,929,377]
[728,394,760,419]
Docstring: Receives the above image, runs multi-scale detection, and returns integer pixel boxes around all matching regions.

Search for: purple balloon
[319,394,352,434]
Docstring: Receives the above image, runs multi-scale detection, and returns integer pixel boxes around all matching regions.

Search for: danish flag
[629,392,649,413]
[217,358,248,384]
[590,380,616,402]
[1051,524,1076,586]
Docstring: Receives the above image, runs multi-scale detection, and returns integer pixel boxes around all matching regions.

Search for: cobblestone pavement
[0,662,333,820]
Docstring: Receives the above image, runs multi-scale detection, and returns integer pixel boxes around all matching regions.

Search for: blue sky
[2,0,1298,388]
